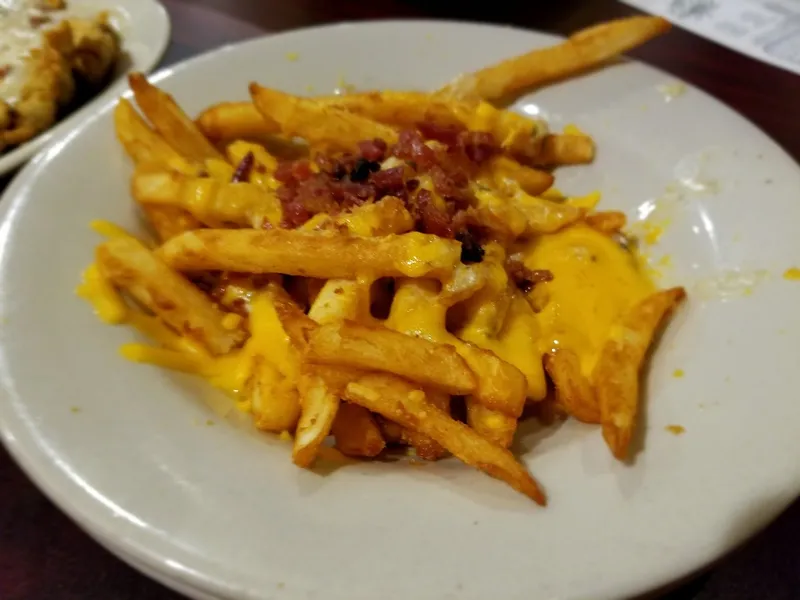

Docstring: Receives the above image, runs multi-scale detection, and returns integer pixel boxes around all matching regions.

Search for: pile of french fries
[81,16,685,505]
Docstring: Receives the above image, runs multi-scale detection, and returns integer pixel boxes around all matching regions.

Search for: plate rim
[0,18,798,600]
[0,0,172,176]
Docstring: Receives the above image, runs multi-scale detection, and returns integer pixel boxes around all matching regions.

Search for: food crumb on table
[665,425,685,435]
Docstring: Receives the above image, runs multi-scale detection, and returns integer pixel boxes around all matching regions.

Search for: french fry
[128,73,224,163]
[293,366,340,468]
[438,16,671,101]
[250,84,399,151]
[114,99,204,241]
[96,236,245,355]
[331,402,386,458]
[132,166,282,229]
[387,278,527,418]
[196,101,279,145]
[225,140,280,191]
[543,350,600,424]
[486,155,554,197]
[114,99,199,175]
[248,355,302,432]
[308,279,372,325]
[306,321,477,396]
[512,188,586,235]
[344,374,545,504]
[466,402,517,449]
[303,196,414,237]
[156,229,462,281]
[140,206,203,243]
[595,287,686,460]
[585,211,627,235]
[320,91,547,159]
[533,134,596,166]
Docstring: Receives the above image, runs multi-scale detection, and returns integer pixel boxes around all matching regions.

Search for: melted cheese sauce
[518,224,654,374]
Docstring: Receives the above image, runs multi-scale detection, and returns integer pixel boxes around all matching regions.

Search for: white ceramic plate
[1,20,799,600]
[0,0,170,176]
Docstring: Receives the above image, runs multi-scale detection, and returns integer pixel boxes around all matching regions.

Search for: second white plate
[0,0,170,176]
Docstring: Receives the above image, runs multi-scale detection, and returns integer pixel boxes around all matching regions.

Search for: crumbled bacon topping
[506,259,554,293]
[272,126,501,254]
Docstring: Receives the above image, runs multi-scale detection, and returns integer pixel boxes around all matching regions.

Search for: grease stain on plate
[657,81,687,102]
[693,269,770,301]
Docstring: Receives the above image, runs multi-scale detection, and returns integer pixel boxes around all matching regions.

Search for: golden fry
[344,374,545,504]
[132,166,282,229]
[387,278,527,417]
[533,134,596,166]
[543,350,600,424]
[248,355,302,433]
[196,101,279,144]
[331,403,386,458]
[585,210,627,235]
[293,366,340,468]
[306,321,477,396]
[140,206,203,243]
[321,91,546,159]
[250,84,399,150]
[156,229,462,280]
[438,16,671,101]
[113,99,204,241]
[96,236,244,355]
[595,287,686,459]
[114,99,198,175]
[304,196,415,237]
[128,72,223,163]
[486,155,554,196]
[466,401,517,449]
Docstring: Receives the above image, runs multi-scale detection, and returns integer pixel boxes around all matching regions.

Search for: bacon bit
[417,121,465,146]
[0,65,12,81]
[29,14,52,28]
[456,230,484,264]
[358,138,387,162]
[458,131,498,163]
[507,259,553,293]
[274,159,313,185]
[371,167,405,197]
[393,129,438,170]
[406,178,419,192]
[231,151,255,183]
[281,201,312,228]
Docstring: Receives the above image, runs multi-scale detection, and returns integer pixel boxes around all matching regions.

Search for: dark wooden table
[2,1,799,598]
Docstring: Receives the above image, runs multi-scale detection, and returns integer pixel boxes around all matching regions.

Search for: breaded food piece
[1,22,75,148]
[0,11,121,152]
[68,13,120,85]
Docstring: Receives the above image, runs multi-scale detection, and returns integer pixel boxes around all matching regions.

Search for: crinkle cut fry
[155,229,462,281]
[128,72,224,163]
[344,374,545,505]
[96,236,244,355]
[595,287,686,460]
[437,16,671,101]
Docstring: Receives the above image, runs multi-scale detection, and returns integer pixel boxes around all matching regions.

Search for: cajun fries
[78,16,682,505]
